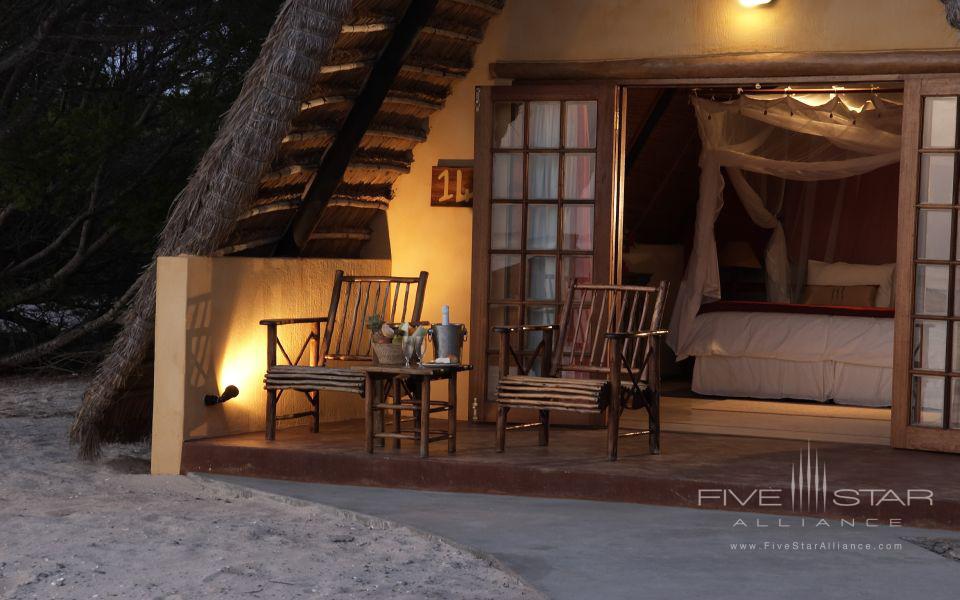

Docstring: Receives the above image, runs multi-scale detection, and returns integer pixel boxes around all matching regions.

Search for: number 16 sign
[431,165,473,207]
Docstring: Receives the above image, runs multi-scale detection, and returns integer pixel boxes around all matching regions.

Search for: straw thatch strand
[945,0,960,30]
[70,0,353,459]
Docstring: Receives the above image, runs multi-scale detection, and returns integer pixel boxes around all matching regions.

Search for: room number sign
[431,165,473,207]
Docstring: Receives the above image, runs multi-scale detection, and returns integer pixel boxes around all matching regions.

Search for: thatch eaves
[224,0,503,258]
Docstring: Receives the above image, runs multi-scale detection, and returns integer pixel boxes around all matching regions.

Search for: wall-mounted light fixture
[739,0,774,6]
[204,385,239,406]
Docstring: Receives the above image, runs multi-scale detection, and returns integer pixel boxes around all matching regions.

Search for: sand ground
[0,376,538,599]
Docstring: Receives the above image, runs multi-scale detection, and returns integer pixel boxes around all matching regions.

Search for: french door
[469,84,618,422]
[894,76,960,452]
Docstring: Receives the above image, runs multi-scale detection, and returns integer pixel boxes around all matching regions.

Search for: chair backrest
[319,270,428,364]
[551,281,668,377]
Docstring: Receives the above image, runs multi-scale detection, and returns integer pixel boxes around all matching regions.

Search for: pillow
[801,284,878,307]
[806,260,896,308]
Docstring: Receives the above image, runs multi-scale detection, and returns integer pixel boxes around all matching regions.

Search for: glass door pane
[493,153,523,199]
[910,92,960,432]
[529,101,561,148]
[528,154,559,199]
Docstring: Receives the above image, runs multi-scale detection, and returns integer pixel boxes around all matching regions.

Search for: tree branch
[0,205,13,229]
[1,162,104,277]
[0,281,137,369]
[2,209,92,277]
[0,223,117,311]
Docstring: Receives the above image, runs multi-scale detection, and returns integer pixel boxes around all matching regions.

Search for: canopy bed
[669,91,903,407]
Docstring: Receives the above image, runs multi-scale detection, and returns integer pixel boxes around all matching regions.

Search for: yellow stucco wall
[151,256,390,474]
[387,0,960,415]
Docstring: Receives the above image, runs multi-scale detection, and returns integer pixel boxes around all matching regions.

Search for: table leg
[364,373,374,453]
[447,375,457,454]
[374,378,385,447]
[392,376,401,450]
[420,378,430,458]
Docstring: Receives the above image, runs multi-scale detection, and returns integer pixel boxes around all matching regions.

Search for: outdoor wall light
[739,0,773,6]
[204,385,239,406]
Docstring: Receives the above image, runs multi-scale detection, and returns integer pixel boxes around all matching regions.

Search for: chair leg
[607,406,620,462]
[538,409,550,446]
[310,391,320,434]
[496,406,509,452]
[648,391,661,455]
[265,389,278,441]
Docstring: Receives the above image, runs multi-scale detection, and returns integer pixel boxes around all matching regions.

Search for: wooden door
[893,76,960,452]
[469,84,618,422]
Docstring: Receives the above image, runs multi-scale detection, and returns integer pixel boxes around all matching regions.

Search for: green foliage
[0,0,285,369]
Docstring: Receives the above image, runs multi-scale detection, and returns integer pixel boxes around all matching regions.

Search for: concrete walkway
[207,474,960,600]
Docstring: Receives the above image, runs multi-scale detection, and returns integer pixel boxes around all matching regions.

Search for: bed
[687,301,893,407]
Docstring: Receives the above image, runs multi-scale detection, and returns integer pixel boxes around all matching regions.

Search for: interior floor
[622,379,890,446]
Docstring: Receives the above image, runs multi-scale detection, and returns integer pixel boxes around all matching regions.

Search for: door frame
[891,75,960,452]
[468,54,960,452]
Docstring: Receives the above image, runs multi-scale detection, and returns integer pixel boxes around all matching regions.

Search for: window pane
[953,322,960,372]
[525,305,557,352]
[923,96,958,149]
[912,375,944,427]
[563,153,596,200]
[917,209,953,260]
[490,254,521,300]
[493,102,524,149]
[528,153,559,199]
[561,256,593,293]
[562,205,594,250]
[913,319,947,371]
[493,153,523,199]
[952,379,960,429]
[527,204,558,250]
[488,305,520,351]
[529,101,561,148]
[919,154,956,204]
[565,100,597,148]
[526,256,557,300]
[916,264,949,316]
[491,204,522,250]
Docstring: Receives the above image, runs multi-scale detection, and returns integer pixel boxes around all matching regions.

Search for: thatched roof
[220,0,502,257]
[71,0,502,458]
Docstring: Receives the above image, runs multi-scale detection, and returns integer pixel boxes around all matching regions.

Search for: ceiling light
[739,0,774,6]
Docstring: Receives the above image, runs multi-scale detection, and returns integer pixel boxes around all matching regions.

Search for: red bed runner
[698,300,895,319]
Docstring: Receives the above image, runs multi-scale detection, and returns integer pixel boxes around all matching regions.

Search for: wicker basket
[372,341,404,365]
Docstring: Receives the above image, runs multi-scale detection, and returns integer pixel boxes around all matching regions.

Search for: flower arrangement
[366,315,428,365]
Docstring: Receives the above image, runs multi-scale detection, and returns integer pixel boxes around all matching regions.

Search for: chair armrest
[259,317,329,326]
[492,324,559,333]
[605,329,669,340]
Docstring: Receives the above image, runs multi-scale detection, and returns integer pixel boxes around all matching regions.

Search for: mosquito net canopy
[669,92,903,358]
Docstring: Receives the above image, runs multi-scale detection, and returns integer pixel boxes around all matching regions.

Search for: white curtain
[669,93,902,358]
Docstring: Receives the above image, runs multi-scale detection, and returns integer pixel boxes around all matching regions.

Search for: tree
[0,0,283,370]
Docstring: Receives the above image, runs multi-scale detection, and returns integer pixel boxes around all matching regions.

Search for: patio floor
[181,420,960,530]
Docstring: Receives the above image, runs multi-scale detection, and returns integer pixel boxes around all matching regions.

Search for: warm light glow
[739,0,773,6]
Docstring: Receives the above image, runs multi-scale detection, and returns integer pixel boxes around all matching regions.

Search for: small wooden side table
[354,364,472,458]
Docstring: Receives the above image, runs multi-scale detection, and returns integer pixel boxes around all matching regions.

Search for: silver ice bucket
[429,323,467,363]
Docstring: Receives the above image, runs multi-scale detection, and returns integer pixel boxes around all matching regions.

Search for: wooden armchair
[260,269,428,440]
[494,281,669,460]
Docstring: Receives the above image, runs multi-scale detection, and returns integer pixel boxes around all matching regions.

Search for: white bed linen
[687,311,892,407]
[693,356,891,406]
